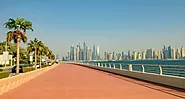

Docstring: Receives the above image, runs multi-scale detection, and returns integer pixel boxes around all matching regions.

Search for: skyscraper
[69,45,74,61]
[96,46,100,60]
[176,48,181,59]
[112,51,115,60]
[132,51,137,60]
[67,52,70,61]
[168,45,172,59]
[157,50,162,59]
[128,50,132,60]
[76,44,80,61]
[104,51,108,60]
[88,48,92,61]
[80,49,83,60]
[146,48,153,59]
[121,52,125,60]
[92,44,96,60]
[83,42,87,60]
[137,53,142,60]
[141,49,146,60]
[172,48,176,59]
[181,46,185,58]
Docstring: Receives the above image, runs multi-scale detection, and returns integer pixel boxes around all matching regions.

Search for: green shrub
[0,69,3,72]
[23,67,36,73]
[41,65,48,68]
[0,71,10,79]
[51,62,55,65]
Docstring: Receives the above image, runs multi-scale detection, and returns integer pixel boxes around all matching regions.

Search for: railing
[78,62,185,78]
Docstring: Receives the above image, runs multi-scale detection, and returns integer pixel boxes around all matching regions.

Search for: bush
[41,65,48,68]
[0,71,10,79]
[0,69,3,72]
[51,62,55,65]
[23,67,36,73]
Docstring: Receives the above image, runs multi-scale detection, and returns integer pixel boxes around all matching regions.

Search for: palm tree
[47,49,53,62]
[38,42,46,68]
[50,54,56,61]
[4,18,33,74]
[27,38,42,69]
[44,46,50,65]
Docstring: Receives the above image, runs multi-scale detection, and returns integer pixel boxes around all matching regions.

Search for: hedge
[41,65,48,68]
[0,69,3,72]
[23,67,36,73]
[0,71,10,79]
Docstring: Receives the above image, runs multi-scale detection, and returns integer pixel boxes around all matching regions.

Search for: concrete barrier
[75,63,185,90]
[0,64,58,95]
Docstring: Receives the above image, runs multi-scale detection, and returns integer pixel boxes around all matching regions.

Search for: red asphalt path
[0,63,184,99]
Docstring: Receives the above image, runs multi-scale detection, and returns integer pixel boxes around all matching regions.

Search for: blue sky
[0,0,185,57]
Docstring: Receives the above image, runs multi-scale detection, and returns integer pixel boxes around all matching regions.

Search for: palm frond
[6,31,15,44]
[4,18,17,30]
[20,32,27,43]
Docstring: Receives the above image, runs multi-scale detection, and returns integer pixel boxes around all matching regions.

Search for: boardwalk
[0,63,184,99]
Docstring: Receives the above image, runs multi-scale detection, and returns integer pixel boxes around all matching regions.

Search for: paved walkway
[0,63,184,99]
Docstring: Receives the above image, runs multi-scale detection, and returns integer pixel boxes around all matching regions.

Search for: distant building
[132,51,137,60]
[137,53,142,60]
[141,49,146,60]
[172,48,176,59]
[88,48,92,61]
[146,49,153,59]
[112,51,115,60]
[92,44,96,60]
[69,45,74,61]
[109,53,113,60]
[67,52,70,61]
[97,46,100,60]
[176,48,181,59]
[168,46,172,59]
[118,53,122,60]
[121,52,125,60]
[128,50,132,60]
[153,50,158,59]
[76,44,80,61]
[157,50,162,59]
[181,47,185,58]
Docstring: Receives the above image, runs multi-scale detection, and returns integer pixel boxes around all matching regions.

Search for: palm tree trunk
[40,55,42,68]
[16,37,20,74]
[34,49,37,69]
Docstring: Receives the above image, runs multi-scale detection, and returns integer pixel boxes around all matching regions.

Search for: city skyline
[0,0,185,56]
[66,42,185,61]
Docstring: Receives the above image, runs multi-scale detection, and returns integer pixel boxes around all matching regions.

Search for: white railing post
[128,64,132,71]
[109,64,111,68]
[142,65,145,73]
[113,64,116,69]
[98,63,100,67]
[105,63,107,68]
[159,65,163,75]
[120,64,122,70]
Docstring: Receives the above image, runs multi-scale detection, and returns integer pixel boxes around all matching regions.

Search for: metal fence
[79,62,185,78]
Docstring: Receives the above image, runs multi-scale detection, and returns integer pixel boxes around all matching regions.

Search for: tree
[4,18,33,74]
[27,38,42,69]
[44,46,50,64]
[50,54,55,61]
[38,41,45,68]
